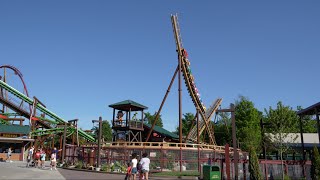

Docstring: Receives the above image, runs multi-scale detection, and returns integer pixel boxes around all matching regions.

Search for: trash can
[203,165,221,180]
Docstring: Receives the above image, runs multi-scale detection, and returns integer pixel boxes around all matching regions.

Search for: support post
[231,103,238,180]
[316,108,320,144]
[92,117,103,169]
[197,109,200,172]
[62,122,67,163]
[299,115,306,178]
[145,66,178,142]
[225,143,230,180]
[97,117,102,168]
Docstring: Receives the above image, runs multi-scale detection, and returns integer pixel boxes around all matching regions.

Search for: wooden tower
[109,100,147,142]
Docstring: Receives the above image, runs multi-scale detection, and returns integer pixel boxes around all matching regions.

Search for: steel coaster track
[0,94,53,129]
[0,80,94,141]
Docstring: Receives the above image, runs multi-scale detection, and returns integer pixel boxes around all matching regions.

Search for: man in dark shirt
[52,147,62,161]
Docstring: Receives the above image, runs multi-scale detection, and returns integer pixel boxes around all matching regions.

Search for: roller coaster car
[181,49,188,58]
[185,58,190,66]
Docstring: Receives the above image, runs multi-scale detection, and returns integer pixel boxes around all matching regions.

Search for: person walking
[131,153,138,180]
[26,146,34,167]
[34,149,41,168]
[139,152,150,180]
[40,150,46,169]
[6,147,12,163]
[50,151,57,170]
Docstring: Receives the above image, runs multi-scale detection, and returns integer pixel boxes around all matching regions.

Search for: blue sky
[1,1,319,132]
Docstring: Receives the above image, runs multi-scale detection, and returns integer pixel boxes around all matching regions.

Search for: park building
[0,124,34,161]
[264,133,320,160]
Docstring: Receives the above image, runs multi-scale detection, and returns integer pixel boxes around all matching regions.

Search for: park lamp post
[92,116,103,170]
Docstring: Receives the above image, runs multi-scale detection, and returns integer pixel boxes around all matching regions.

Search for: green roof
[0,125,30,135]
[109,100,148,111]
[144,123,179,139]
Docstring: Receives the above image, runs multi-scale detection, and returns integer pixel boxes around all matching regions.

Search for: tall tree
[297,106,317,133]
[92,120,112,142]
[235,95,262,151]
[214,112,232,146]
[175,112,195,136]
[264,101,299,178]
[144,112,163,128]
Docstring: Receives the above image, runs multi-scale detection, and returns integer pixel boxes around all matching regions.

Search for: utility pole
[231,103,238,180]
[92,116,103,169]
[62,122,67,163]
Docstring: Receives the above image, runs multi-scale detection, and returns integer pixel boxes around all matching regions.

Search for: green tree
[92,120,112,142]
[235,95,262,151]
[264,101,299,178]
[175,112,195,136]
[311,146,320,180]
[297,106,317,133]
[144,112,163,128]
[214,112,232,146]
[249,146,262,180]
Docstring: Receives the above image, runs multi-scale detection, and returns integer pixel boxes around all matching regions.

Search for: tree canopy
[235,96,262,151]
[144,112,163,128]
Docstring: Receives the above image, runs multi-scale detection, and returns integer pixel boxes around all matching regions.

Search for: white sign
[150,152,156,157]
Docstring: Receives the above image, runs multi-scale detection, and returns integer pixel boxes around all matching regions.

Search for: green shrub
[75,161,84,169]
[101,164,110,171]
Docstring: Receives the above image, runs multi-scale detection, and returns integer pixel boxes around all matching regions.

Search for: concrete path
[0,161,65,179]
[0,161,197,180]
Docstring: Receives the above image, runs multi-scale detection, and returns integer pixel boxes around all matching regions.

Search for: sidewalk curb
[61,167,199,179]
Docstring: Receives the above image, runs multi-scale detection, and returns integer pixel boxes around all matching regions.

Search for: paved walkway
[0,161,64,179]
[0,161,197,180]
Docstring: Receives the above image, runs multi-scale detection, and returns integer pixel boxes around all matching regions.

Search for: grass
[152,171,199,177]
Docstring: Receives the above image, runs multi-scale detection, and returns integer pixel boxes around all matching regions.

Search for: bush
[249,147,262,180]
[311,146,320,180]
[75,161,84,169]
[101,164,110,172]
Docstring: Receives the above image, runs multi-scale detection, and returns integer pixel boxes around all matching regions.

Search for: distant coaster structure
[145,15,224,146]
[0,65,95,149]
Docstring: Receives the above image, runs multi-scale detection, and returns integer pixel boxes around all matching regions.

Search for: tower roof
[109,100,148,111]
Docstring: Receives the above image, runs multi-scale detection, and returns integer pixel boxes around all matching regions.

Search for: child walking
[50,152,57,170]
[124,162,132,180]
[40,150,46,169]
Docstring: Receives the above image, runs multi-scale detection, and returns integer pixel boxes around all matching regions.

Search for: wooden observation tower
[109,100,148,142]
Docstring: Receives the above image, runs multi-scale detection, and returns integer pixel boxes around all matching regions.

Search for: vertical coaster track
[171,15,222,145]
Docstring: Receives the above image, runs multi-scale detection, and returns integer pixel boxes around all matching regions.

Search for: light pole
[92,116,103,169]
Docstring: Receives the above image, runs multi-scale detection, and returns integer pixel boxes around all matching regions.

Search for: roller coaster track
[0,79,94,142]
[187,98,222,142]
[171,15,220,145]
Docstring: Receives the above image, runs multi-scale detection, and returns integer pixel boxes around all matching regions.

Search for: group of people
[26,146,61,171]
[125,152,150,180]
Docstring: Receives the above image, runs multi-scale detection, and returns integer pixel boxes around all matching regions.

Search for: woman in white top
[131,153,138,180]
[139,152,150,180]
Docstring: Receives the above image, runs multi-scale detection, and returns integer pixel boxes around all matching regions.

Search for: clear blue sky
[1,1,319,132]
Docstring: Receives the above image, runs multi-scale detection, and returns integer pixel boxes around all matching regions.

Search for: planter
[96,167,101,171]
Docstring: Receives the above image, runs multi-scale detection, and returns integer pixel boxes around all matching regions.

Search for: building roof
[144,123,179,139]
[0,137,34,142]
[297,102,320,115]
[109,100,148,111]
[0,125,30,135]
[266,133,319,144]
